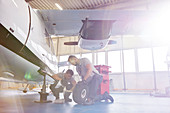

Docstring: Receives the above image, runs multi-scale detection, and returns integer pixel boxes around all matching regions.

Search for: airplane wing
[39,10,155,36]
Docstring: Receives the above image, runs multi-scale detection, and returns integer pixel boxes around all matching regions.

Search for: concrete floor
[0,90,170,113]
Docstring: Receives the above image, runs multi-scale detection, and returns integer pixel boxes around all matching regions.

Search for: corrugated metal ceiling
[27,0,132,10]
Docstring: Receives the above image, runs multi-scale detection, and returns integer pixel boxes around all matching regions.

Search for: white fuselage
[0,0,58,81]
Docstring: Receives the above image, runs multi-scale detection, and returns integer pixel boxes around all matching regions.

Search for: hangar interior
[1,0,170,113]
[54,35,170,92]
[28,0,170,92]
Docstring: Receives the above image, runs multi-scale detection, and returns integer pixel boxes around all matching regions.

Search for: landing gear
[34,74,52,103]
[23,84,29,93]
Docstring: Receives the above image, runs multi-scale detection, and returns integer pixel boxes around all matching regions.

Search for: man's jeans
[87,74,103,101]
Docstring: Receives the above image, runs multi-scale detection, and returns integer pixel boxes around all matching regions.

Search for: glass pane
[74,54,80,58]
[82,53,92,63]
[59,66,68,73]
[92,52,97,65]
[138,48,153,72]
[98,52,105,65]
[124,49,136,72]
[153,46,168,71]
[108,51,121,73]
[59,55,69,62]
[59,55,69,73]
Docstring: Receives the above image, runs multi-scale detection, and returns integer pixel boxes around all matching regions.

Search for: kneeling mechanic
[50,69,76,103]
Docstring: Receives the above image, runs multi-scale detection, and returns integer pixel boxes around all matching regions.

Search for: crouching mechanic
[68,55,114,105]
[50,69,76,102]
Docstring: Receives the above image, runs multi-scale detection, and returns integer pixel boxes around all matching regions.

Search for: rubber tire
[73,82,89,104]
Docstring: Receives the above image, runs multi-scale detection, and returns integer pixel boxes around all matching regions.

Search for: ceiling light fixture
[55,3,63,10]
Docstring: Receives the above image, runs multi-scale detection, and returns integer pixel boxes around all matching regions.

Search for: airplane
[40,8,154,50]
[0,0,155,102]
[0,0,59,102]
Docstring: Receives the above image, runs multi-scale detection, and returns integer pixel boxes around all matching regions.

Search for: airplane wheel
[73,82,89,104]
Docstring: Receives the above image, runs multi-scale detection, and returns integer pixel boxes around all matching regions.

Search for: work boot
[103,92,114,103]
[65,98,72,102]
[56,97,59,100]
[83,99,94,105]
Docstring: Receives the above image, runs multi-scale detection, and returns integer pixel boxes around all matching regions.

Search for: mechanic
[68,55,114,105]
[49,69,76,103]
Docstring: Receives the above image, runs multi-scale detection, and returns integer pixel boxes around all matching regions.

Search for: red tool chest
[95,65,110,95]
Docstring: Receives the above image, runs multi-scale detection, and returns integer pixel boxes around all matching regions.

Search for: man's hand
[82,80,87,84]
[78,80,87,85]
[65,89,73,93]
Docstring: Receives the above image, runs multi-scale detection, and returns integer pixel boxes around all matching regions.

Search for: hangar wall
[109,72,169,91]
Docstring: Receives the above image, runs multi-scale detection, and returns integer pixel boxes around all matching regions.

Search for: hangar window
[59,55,69,72]
[138,48,153,72]
[98,52,105,65]
[74,54,80,58]
[82,53,92,63]
[108,51,121,73]
[153,46,168,71]
[124,49,136,72]
[59,55,69,62]
[93,52,97,65]
[59,66,67,73]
